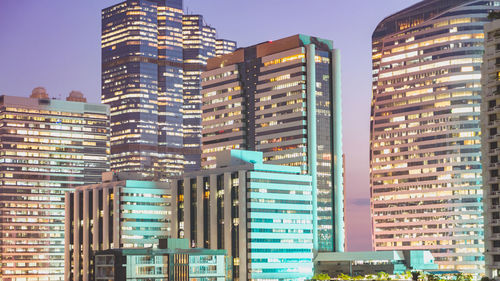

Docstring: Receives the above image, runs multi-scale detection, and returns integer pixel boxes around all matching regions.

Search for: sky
[0,0,421,251]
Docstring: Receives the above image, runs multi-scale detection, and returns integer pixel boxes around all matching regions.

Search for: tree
[411,271,420,281]
[338,273,352,280]
[455,273,473,281]
[312,273,331,280]
[377,272,390,281]
[427,274,439,281]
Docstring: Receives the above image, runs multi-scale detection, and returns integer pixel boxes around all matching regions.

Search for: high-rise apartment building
[200,35,344,252]
[172,150,314,281]
[102,0,184,180]
[481,18,500,279]
[64,172,172,281]
[0,89,109,280]
[370,0,500,274]
[182,15,236,172]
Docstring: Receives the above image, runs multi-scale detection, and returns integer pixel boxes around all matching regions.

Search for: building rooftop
[372,0,473,40]
[316,251,406,262]
[315,250,439,271]
[206,34,333,70]
[0,94,108,114]
[95,238,227,256]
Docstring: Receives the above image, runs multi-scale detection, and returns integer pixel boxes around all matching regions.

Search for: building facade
[94,239,231,281]
[200,34,344,252]
[216,39,237,57]
[101,0,184,180]
[182,15,236,172]
[0,90,109,280]
[64,173,172,281]
[482,18,500,279]
[172,150,314,281]
[315,250,438,277]
[370,0,500,274]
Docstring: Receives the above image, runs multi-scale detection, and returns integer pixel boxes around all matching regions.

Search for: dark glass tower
[182,15,236,172]
[102,0,184,180]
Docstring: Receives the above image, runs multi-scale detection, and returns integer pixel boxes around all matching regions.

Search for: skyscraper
[216,39,237,57]
[370,0,500,274]
[200,35,344,252]
[102,0,184,180]
[102,1,235,178]
[481,18,500,279]
[172,150,315,280]
[0,89,109,280]
[182,15,236,172]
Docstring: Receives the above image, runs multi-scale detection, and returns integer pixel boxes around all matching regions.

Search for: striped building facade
[172,150,314,281]
[200,34,344,253]
[64,175,172,281]
[0,91,109,280]
[371,0,500,274]
[482,18,500,278]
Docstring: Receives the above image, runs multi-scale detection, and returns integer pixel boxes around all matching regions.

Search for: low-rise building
[94,238,231,281]
[65,172,172,281]
[315,250,439,277]
[172,150,315,281]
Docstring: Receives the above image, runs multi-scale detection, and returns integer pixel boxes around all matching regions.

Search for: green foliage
[411,271,420,281]
[480,277,490,281]
[454,273,473,281]
[312,273,331,280]
[338,273,352,280]
[427,274,440,281]
[377,272,390,281]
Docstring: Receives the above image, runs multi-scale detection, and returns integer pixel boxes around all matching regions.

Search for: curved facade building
[370,0,500,274]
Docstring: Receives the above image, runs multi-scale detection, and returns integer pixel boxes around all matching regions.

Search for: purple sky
[0,0,420,251]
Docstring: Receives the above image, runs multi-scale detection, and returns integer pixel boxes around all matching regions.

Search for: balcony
[491,219,500,225]
[489,178,500,184]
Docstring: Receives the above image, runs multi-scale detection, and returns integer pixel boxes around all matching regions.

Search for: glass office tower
[172,150,314,281]
[102,0,184,180]
[370,0,500,274]
[200,35,344,252]
[216,39,237,57]
[182,15,236,172]
[0,90,109,280]
[65,175,172,281]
